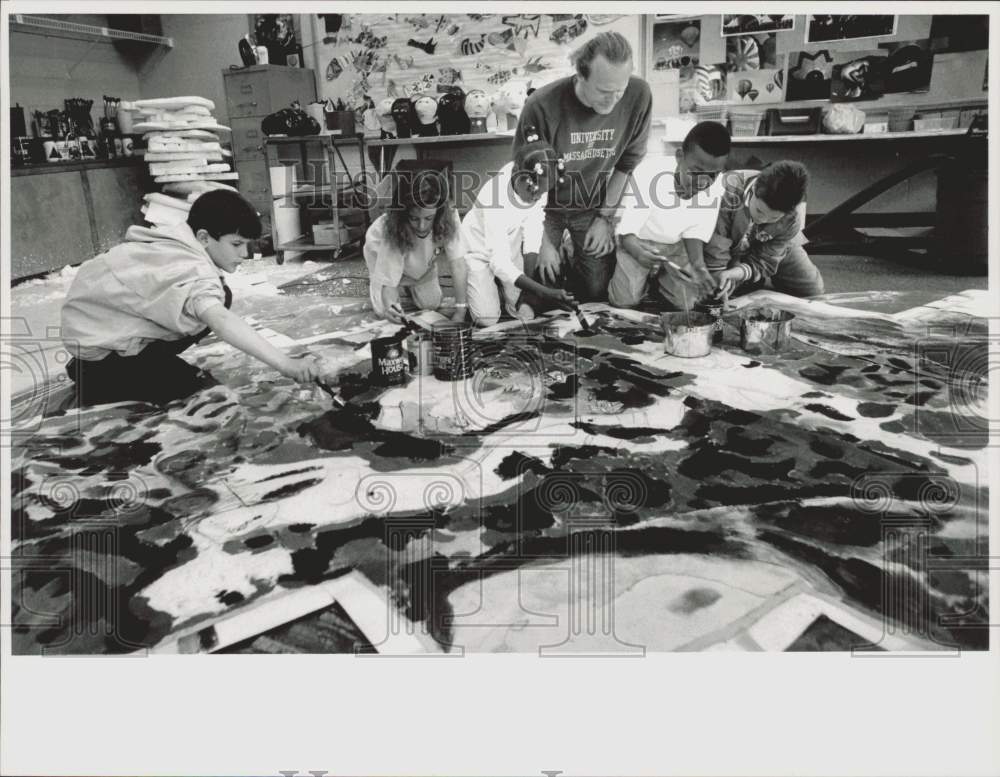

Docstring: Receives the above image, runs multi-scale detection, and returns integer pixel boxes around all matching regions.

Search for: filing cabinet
[221,65,316,226]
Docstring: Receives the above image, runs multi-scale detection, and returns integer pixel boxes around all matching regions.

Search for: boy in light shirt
[608,121,732,310]
[463,139,578,326]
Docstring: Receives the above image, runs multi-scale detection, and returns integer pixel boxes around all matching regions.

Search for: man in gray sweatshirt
[512,31,653,302]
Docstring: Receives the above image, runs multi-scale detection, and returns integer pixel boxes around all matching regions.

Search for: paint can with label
[740,309,795,355]
[255,46,269,65]
[431,322,474,381]
[370,334,409,385]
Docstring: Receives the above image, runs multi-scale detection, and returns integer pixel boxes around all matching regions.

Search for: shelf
[368,131,516,147]
[663,128,983,146]
[11,14,174,47]
[12,157,147,177]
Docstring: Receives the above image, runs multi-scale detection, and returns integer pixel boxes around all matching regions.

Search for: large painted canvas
[722,15,795,37]
[831,50,887,102]
[879,39,934,94]
[786,49,834,101]
[651,18,701,114]
[9,286,990,654]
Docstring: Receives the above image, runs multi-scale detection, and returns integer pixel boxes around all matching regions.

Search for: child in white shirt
[608,121,732,310]
[363,168,469,323]
[462,140,578,326]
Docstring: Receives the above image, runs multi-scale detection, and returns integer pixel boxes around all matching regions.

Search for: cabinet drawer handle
[240,84,254,94]
[237,101,258,109]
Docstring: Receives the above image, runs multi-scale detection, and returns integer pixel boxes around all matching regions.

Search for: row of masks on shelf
[368,82,530,138]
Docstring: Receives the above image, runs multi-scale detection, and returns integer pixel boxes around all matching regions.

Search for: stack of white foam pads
[131,96,240,227]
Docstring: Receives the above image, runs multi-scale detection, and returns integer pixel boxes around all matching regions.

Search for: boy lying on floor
[61,190,319,407]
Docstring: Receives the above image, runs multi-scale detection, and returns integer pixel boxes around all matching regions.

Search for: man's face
[576,55,632,115]
[200,230,250,273]
[747,186,786,224]
[674,146,728,199]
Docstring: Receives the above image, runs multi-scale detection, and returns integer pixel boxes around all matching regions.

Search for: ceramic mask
[414,95,438,124]
[464,90,491,119]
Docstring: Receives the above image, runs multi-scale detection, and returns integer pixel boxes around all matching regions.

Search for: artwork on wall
[651,18,700,114]
[806,15,897,44]
[929,14,989,53]
[313,13,623,123]
[831,50,887,102]
[726,33,780,71]
[879,39,933,94]
[786,49,834,101]
[721,14,794,36]
[652,18,700,72]
[693,64,728,106]
[726,69,785,105]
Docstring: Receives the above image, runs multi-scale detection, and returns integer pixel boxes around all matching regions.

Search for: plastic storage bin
[729,111,765,137]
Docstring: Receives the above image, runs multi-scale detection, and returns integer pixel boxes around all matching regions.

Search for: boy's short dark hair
[755,161,809,213]
[682,121,731,158]
[187,190,263,240]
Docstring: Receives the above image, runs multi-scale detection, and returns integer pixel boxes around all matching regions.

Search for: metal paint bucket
[370,334,409,385]
[407,332,433,376]
[740,310,795,354]
[432,322,474,381]
[660,312,715,358]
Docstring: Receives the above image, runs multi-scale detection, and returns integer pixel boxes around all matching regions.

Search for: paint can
[695,301,725,344]
[255,45,269,65]
[740,309,795,355]
[431,321,475,381]
[660,312,715,358]
[407,332,434,376]
[370,334,409,385]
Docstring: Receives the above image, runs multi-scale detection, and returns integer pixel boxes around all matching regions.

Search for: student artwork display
[929,14,989,53]
[652,18,700,72]
[726,68,785,105]
[786,49,834,101]
[725,33,780,71]
[314,13,629,129]
[9,288,991,654]
[721,14,794,36]
[831,50,887,102]
[806,15,897,44]
[693,64,728,106]
[879,39,933,94]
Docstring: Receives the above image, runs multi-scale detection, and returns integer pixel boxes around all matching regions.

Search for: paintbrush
[314,378,347,408]
[570,303,591,332]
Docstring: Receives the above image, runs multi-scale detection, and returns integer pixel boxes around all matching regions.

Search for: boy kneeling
[61,190,318,407]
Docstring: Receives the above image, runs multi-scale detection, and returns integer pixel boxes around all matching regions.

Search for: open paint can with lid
[370,334,410,385]
[431,321,475,381]
[660,312,715,358]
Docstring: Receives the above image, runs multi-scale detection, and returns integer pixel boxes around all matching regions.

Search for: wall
[9,15,142,134]
[138,14,251,128]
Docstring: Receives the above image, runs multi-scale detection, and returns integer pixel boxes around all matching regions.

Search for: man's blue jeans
[542,209,617,302]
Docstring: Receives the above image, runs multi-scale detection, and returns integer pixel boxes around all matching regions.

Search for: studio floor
[8,249,991,654]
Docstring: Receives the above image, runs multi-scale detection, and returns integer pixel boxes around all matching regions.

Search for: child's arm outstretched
[673,238,716,297]
[199,303,318,382]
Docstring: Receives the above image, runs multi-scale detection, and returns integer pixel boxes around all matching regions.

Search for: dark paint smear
[35,439,162,477]
[287,523,316,533]
[798,364,850,385]
[494,451,550,480]
[244,534,275,550]
[809,459,867,480]
[929,450,973,467]
[880,420,908,434]
[860,364,881,374]
[895,410,988,449]
[743,361,762,368]
[255,466,323,483]
[809,438,845,459]
[216,590,245,606]
[299,409,453,462]
[759,503,885,547]
[281,515,404,585]
[904,391,936,407]
[546,373,579,401]
[887,357,913,371]
[461,411,542,438]
[801,391,830,398]
[550,445,620,470]
[786,615,885,652]
[759,530,985,650]
[571,422,675,440]
[804,403,854,422]
[724,428,777,457]
[261,478,324,502]
[857,402,896,418]
[669,587,722,614]
[160,489,219,518]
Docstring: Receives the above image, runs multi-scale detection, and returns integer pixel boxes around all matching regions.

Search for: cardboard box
[312,221,340,245]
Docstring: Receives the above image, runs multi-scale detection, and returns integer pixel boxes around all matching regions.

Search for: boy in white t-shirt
[462,140,578,327]
[608,121,732,310]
